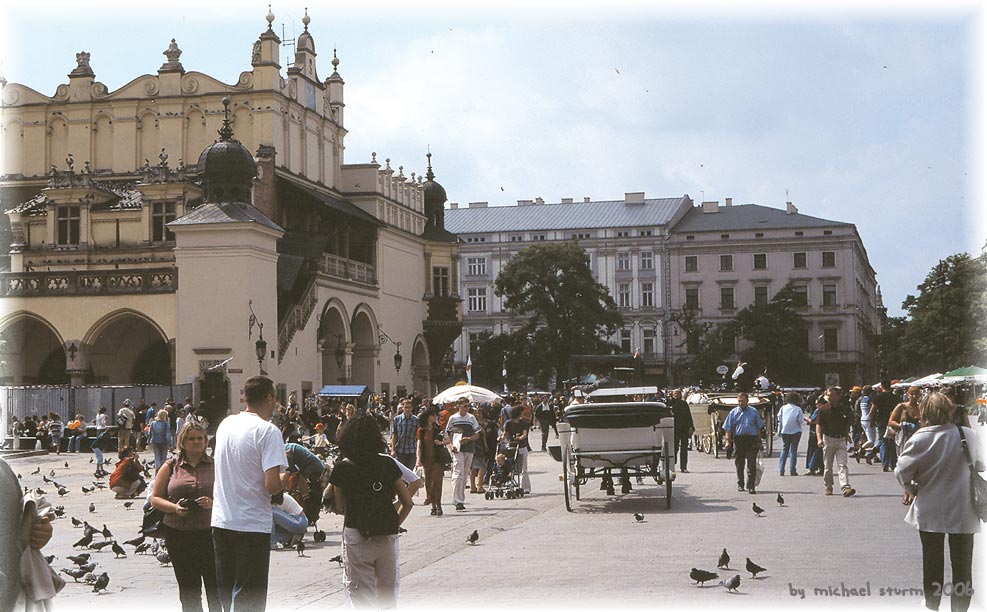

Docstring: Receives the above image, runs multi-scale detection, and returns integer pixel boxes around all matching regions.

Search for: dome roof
[196,139,257,181]
[422,152,447,205]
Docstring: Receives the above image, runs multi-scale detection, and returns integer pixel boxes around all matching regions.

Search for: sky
[1,0,984,317]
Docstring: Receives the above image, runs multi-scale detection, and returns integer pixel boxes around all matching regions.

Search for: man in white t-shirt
[211,376,288,612]
[444,399,481,511]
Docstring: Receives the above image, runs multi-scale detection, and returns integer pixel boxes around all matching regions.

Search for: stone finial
[385,158,391,171]
[302,7,310,31]
[266,5,275,30]
[331,48,340,72]
[398,165,404,178]
[160,39,184,73]
[371,152,377,164]
[70,52,95,77]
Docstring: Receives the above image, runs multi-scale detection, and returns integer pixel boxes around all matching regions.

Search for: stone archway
[318,301,349,385]
[0,313,66,384]
[85,311,171,384]
[350,308,377,389]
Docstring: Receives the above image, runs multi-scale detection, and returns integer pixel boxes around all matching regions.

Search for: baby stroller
[485,441,526,500]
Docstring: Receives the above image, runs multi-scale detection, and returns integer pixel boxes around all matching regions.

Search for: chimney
[786,201,798,215]
[561,198,573,204]
[468,201,488,209]
[535,197,544,205]
[449,202,458,209]
[517,199,533,206]
[701,201,719,213]
[625,192,645,204]
[584,197,591,203]
[724,197,733,207]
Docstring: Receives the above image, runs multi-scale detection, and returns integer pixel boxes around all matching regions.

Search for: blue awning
[318,385,369,397]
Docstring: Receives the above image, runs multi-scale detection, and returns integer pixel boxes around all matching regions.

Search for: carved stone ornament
[70,52,95,77]
[159,39,184,73]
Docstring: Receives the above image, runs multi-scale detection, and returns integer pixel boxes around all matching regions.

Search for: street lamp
[378,327,403,374]
[248,300,267,375]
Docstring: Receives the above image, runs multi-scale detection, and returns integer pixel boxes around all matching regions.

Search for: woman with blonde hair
[148,408,173,472]
[896,392,983,612]
[151,421,219,612]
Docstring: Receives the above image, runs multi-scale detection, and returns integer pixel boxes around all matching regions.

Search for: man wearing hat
[116,399,135,451]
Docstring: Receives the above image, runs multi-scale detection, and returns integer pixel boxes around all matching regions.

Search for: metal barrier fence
[2,384,192,436]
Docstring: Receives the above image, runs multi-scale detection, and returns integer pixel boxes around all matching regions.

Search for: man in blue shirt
[722,392,765,494]
[390,399,419,470]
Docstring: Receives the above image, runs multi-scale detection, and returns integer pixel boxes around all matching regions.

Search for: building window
[465,236,487,243]
[794,252,807,269]
[640,252,654,270]
[720,234,730,240]
[616,230,630,238]
[754,285,768,306]
[720,286,735,310]
[795,231,804,237]
[720,254,733,271]
[620,329,632,353]
[822,251,836,268]
[684,256,698,272]
[56,205,81,245]
[617,252,631,271]
[531,234,546,241]
[509,235,523,242]
[685,287,700,310]
[641,282,654,308]
[467,257,487,276]
[469,332,481,354]
[643,327,656,354]
[639,229,653,237]
[151,201,176,242]
[753,253,767,270]
[467,288,487,312]
[793,285,808,307]
[686,235,695,241]
[823,230,833,235]
[432,266,450,297]
[823,284,837,307]
[618,283,631,308]
[823,328,838,353]
[571,232,591,240]
[755,232,764,238]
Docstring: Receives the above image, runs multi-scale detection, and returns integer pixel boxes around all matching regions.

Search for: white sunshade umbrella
[432,384,502,405]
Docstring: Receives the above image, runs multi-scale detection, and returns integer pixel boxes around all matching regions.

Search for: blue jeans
[68,434,84,452]
[271,508,308,546]
[152,443,169,473]
[778,432,801,475]
[212,528,271,612]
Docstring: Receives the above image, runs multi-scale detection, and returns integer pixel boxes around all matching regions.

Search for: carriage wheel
[714,431,721,458]
[562,450,573,512]
[573,457,581,500]
[701,434,712,455]
[663,449,673,509]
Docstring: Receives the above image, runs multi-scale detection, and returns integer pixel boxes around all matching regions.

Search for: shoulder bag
[141,457,176,537]
[956,425,987,523]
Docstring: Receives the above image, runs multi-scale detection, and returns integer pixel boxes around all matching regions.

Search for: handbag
[754,449,765,487]
[141,505,165,537]
[434,444,453,468]
[956,425,987,523]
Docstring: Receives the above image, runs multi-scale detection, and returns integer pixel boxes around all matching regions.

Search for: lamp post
[248,300,267,375]
[661,320,680,388]
[378,327,403,374]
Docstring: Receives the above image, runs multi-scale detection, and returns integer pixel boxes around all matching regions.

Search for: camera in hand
[177,497,201,510]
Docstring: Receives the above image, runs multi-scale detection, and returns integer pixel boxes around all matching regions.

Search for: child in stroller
[484,446,526,500]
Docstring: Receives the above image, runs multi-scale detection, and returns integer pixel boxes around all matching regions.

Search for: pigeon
[61,567,87,582]
[64,462,69,469]
[721,574,741,592]
[78,562,97,573]
[776,493,785,507]
[49,470,55,477]
[90,457,94,463]
[101,525,112,539]
[44,555,56,564]
[134,542,151,555]
[73,533,94,548]
[690,568,719,586]
[83,573,97,585]
[746,557,766,577]
[155,549,171,565]
[717,548,730,569]
[313,530,326,543]
[111,541,127,558]
[35,488,47,495]
[89,540,115,551]
[31,467,40,475]
[89,503,96,513]
[296,540,306,557]
[634,513,645,522]
[123,501,134,510]
[82,486,94,495]
[93,481,106,489]
[124,535,145,547]
[328,554,343,567]
[83,524,98,538]
[53,506,66,517]
[57,488,69,497]
[43,475,52,484]
[92,572,110,593]
[67,553,91,565]
[466,530,479,545]
[752,502,765,517]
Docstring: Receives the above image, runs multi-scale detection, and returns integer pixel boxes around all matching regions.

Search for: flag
[466,355,473,385]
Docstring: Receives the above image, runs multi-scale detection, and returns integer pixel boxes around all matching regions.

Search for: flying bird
[752,502,764,517]
[296,540,306,557]
[111,541,127,558]
[690,568,719,586]
[717,548,730,569]
[73,533,94,548]
[328,554,343,566]
[721,574,741,592]
[466,530,479,545]
[746,557,766,577]
[61,567,88,582]
[776,493,785,507]
[92,572,110,593]
[123,535,145,547]
[89,503,96,513]
[634,513,645,522]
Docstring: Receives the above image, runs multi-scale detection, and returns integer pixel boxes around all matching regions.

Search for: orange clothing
[66,419,84,432]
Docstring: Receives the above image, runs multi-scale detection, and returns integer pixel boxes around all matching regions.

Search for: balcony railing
[1,267,178,297]
[318,253,377,286]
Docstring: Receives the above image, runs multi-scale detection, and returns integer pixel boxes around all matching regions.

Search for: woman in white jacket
[896,392,982,612]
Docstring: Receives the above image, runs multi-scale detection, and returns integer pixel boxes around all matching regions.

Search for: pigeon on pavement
[721,574,741,592]
[746,557,766,577]
[156,549,171,565]
[67,553,91,565]
[776,493,785,506]
[89,540,115,551]
[123,501,134,509]
[690,568,719,586]
[71,517,82,527]
[328,554,343,566]
[134,542,151,555]
[73,533,94,548]
[101,525,112,539]
[92,572,110,593]
[634,513,645,522]
[752,502,765,517]
[296,541,306,557]
[61,568,87,582]
[466,530,479,545]
[111,541,127,558]
[44,555,56,564]
[78,562,97,573]
[89,503,96,513]
[124,535,145,547]
[717,548,730,569]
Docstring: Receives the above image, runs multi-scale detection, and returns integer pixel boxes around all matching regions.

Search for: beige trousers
[341,527,399,609]
[822,435,850,490]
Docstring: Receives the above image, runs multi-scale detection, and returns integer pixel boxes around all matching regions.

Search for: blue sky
[2,1,984,316]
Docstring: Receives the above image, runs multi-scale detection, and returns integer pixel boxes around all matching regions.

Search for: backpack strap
[957,425,977,477]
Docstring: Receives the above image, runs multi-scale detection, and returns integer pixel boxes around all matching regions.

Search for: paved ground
[4,427,985,612]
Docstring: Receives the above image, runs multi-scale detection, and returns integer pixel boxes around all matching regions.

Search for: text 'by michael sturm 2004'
[787,582,975,600]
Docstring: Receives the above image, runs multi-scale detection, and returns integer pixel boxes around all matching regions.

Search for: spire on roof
[218,97,234,142]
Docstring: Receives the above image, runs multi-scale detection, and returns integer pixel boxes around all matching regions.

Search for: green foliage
[672,307,731,385]
[724,282,814,385]
[894,253,987,374]
[493,241,623,387]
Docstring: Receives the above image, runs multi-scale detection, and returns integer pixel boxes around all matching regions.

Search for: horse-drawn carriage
[550,387,676,511]
[689,391,778,458]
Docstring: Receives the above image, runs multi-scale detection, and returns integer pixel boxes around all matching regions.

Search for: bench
[4,436,42,450]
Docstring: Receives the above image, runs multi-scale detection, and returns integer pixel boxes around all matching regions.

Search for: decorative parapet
[318,253,376,286]
[1,267,177,297]
[277,278,318,362]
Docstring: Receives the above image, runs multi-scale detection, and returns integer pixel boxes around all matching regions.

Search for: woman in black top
[329,413,413,609]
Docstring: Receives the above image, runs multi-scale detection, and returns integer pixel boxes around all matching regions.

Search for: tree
[724,282,813,385]
[494,241,623,388]
[897,253,986,373]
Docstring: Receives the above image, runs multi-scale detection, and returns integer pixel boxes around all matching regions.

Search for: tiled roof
[444,197,690,234]
[168,201,283,232]
[4,182,143,215]
[672,203,852,232]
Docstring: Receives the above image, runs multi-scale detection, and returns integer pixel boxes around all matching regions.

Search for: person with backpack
[116,400,135,453]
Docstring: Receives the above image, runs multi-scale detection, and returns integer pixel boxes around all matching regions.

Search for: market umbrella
[432,384,502,405]
[943,366,987,378]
